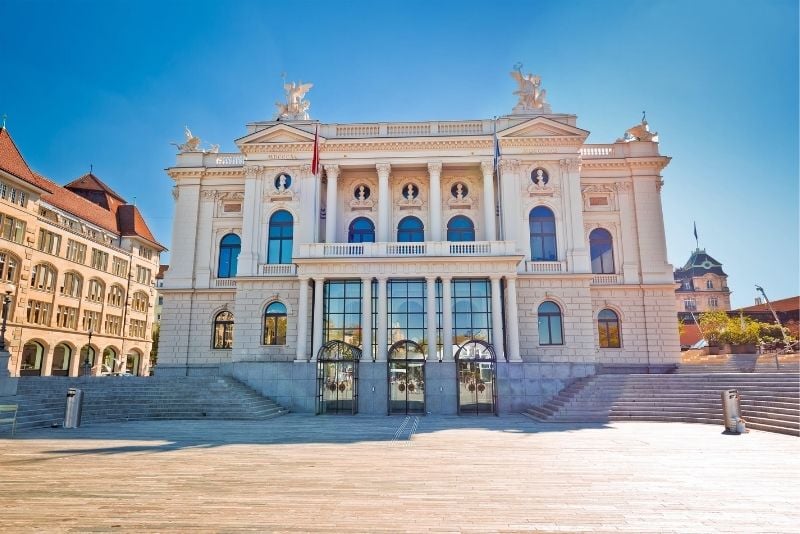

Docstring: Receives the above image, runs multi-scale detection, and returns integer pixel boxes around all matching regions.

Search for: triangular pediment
[499,117,589,139]
[235,123,322,146]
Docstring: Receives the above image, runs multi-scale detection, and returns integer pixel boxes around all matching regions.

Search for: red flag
[311,124,320,175]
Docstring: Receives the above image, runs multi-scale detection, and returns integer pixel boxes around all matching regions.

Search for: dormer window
[706,280,713,289]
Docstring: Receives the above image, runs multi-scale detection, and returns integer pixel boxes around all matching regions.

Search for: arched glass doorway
[316,340,361,415]
[387,340,426,415]
[20,341,45,376]
[51,343,72,376]
[455,339,497,415]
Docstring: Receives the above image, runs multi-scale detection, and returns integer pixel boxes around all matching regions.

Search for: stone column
[490,276,506,361]
[311,278,325,360]
[361,276,372,361]
[480,160,497,241]
[238,166,262,277]
[425,276,438,361]
[428,162,442,241]
[505,277,522,361]
[324,164,340,243]
[561,158,591,273]
[441,276,454,361]
[616,181,641,284]
[195,190,216,286]
[295,277,310,362]
[376,163,391,242]
[498,159,520,244]
[376,277,388,362]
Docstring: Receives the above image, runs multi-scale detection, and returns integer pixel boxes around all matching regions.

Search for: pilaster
[480,160,497,241]
[425,275,438,362]
[616,181,641,284]
[311,278,324,360]
[428,162,442,241]
[239,167,261,276]
[490,276,505,360]
[295,277,310,362]
[441,276,453,361]
[499,159,520,244]
[164,177,201,287]
[376,163,391,242]
[195,190,216,286]
[505,277,521,361]
[361,276,373,361]
[324,164,340,243]
[561,158,590,273]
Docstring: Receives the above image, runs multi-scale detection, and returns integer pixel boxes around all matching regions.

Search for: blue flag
[693,221,698,241]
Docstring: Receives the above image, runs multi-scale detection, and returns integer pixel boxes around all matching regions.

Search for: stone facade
[159,74,679,413]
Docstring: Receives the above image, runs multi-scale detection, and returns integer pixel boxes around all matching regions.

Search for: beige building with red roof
[0,125,164,377]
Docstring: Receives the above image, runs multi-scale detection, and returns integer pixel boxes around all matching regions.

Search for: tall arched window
[79,345,96,376]
[589,228,615,274]
[87,279,105,302]
[218,233,241,278]
[529,207,557,261]
[20,341,44,376]
[598,309,621,348]
[447,216,475,242]
[102,348,116,374]
[61,272,83,298]
[348,218,375,243]
[132,291,149,313]
[30,263,57,292]
[263,302,287,345]
[267,211,293,264]
[108,284,125,307]
[213,311,234,349]
[52,343,72,376]
[397,216,424,243]
[537,301,563,346]
[0,250,19,282]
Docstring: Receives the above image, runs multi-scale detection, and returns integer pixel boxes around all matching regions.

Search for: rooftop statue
[511,63,551,114]
[275,80,313,120]
[172,126,220,153]
[623,112,659,142]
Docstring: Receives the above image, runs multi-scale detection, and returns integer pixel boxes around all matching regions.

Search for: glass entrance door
[455,339,497,415]
[316,340,361,415]
[388,340,426,415]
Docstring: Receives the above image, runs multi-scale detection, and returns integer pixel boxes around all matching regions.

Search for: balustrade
[523,261,566,273]
[591,274,621,285]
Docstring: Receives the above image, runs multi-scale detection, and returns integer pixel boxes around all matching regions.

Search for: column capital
[489,274,503,281]
[298,276,311,283]
[480,160,494,176]
[424,275,438,282]
[324,164,340,179]
[376,162,391,177]
[361,275,374,283]
[375,275,389,282]
[427,161,442,175]
[439,275,452,282]
[499,159,520,172]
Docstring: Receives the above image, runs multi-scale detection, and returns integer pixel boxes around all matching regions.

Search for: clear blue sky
[1,0,797,307]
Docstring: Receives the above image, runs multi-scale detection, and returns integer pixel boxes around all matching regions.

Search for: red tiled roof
[117,204,163,249]
[740,296,800,313]
[156,264,169,279]
[65,172,126,202]
[34,172,121,235]
[0,127,51,192]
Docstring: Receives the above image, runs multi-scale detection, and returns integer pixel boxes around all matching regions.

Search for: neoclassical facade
[159,72,679,414]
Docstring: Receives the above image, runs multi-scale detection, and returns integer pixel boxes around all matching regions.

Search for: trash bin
[721,389,741,433]
[64,388,83,428]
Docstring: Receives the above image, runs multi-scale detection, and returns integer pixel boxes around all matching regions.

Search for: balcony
[522,261,566,274]
[591,274,621,285]
[214,278,237,288]
[258,264,298,276]
[294,241,518,259]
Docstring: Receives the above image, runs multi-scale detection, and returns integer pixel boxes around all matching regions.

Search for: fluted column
[361,277,372,361]
[505,276,522,361]
[428,162,442,241]
[295,277,310,362]
[311,278,325,360]
[441,276,454,361]
[425,276,438,361]
[490,276,505,361]
[499,159,520,244]
[376,163,391,242]
[376,277,388,361]
[480,160,497,241]
[324,164,340,243]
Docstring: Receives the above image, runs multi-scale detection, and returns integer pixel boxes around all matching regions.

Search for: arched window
[348,218,375,243]
[267,211,293,264]
[218,233,241,278]
[447,215,475,242]
[598,309,621,348]
[61,272,83,298]
[79,345,95,376]
[537,301,563,346]
[108,285,125,307]
[589,228,615,274]
[397,216,424,243]
[126,350,142,376]
[101,348,116,374]
[213,311,234,349]
[30,263,57,292]
[87,279,105,302]
[20,341,44,376]
[0,251,19,282]
[51,343,72,376]
[263,302,287,345]
[529,207,557,261]
[132,291,149,313]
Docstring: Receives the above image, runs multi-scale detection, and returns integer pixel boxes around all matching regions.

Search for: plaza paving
[1,415,798,533]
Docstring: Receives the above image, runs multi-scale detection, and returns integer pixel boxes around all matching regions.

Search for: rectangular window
[684,299,697,311]
[451,279,492,346]
[17,191,26,207]
[91,248,109,271]
[323,280,362,346]
[82,310,101,332]
[136,265,152,285]
[38,229,62,255]
[0,213,26,243]
[9,188,16,203]
[0,183,6,198]
[709,297,719,309]
[139,246,153,260]
[104,314,122,336]
[387,279,426,348]
[129,319,147,339]
[66,239,87,264]
[56,305,79,329]
[26,300,51,325]
[111,256,128,277]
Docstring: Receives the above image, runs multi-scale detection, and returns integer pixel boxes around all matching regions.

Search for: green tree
[150,323,160,368]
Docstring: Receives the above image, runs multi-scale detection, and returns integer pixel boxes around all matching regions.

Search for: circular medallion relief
[354,184,371,200]
[275,173,292,190]
[450,182,469,199]
[402,183,419,199]
[531,168,549,186]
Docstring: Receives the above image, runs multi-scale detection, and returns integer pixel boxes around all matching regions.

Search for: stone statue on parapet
[622,112,659,142]
[172,126,220,153]
[510,63,551,114]
[275,80,314,120]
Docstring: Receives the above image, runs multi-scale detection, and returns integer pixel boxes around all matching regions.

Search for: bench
[0,404,18,437]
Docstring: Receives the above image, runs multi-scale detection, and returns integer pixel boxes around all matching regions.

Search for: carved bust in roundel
[531,168,549,187]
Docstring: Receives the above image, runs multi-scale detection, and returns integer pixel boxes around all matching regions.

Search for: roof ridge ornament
[275,78,313,121]
[510,63,551,115]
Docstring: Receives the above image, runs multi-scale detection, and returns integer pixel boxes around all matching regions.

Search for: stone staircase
[524,373,800,437]
[0,376,287,434]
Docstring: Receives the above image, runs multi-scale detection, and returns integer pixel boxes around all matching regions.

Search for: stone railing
[591,274,621,285]
[521,261,566,273]
[295,241,518,259]
[214,278,237,288]
[320,120,497,139]
[334,124,380,137]
[580,145,615,158]
[258,264,297,276]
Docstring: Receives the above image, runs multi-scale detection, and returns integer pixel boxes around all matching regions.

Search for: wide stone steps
[1,376,288,433]
[524,372,800,437]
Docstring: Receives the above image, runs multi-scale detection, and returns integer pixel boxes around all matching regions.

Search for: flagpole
[493,116,504,241]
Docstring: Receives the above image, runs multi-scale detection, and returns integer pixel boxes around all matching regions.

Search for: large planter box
[720,343,757,354]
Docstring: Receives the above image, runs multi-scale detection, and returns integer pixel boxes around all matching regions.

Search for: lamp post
[83,328,94,377]
[0,283,15,353]
[755,285,789,369]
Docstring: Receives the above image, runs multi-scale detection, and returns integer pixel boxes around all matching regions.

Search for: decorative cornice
[200,190,217,200]
[499,159,520,172]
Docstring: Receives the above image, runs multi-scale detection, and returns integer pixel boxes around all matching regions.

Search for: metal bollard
[64,388,83,428]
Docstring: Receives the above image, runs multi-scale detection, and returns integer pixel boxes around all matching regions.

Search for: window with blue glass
[529,206,557,261]
[397,216,424,242]
[217,233,240,278]
[267,210,293,264]
[348,217,375,243]
[323,280,362,346]
[451,279,492,346]
[537,301,563,345]
[447,215,475,242]
[589,228,614,274]
[388,280,426,347]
